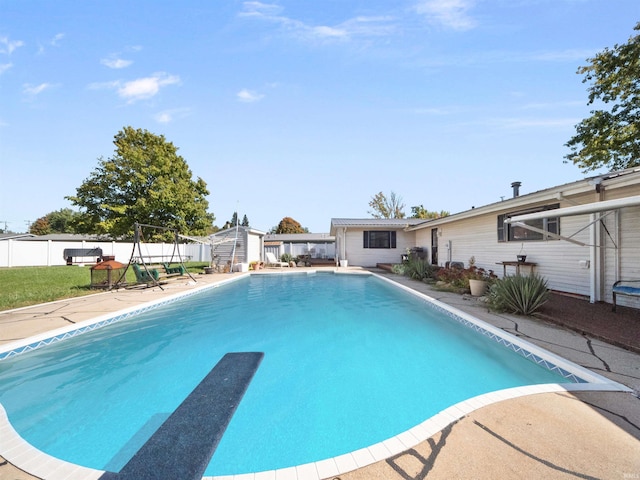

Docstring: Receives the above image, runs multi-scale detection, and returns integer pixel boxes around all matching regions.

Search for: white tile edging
[0,275,247,361]
[371,272,630,388]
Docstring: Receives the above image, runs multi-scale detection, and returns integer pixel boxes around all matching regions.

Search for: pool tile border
[0,270,632,480]
[0,275,244,361]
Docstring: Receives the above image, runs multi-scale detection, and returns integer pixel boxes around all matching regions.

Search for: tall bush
[488,274,549,315]
[404,258,436,281]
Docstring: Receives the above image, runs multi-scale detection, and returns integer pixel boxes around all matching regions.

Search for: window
[363,231,397,249]
[498,204,560,242]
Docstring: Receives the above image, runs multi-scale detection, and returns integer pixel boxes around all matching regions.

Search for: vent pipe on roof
[511,181,522,198]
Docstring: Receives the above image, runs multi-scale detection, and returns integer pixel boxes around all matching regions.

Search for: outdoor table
[497,261,537,276]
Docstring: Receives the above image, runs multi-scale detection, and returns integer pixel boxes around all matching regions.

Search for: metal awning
[504,195,640,223]
[503,194,640,247]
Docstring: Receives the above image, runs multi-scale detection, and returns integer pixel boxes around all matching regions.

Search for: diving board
[100,352,264,480]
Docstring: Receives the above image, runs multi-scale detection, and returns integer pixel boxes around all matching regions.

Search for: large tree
[410,205,449,219]
[29,208,79,235]
[274,217,307,234]
[67,126,214,239]
[368,191,405,219]
[565,22,640,172]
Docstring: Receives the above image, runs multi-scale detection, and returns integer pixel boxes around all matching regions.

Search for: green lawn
[0,262,209,311]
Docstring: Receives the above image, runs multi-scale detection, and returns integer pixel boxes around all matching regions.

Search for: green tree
[274,217,307,234]
[49,208,77,233]
[29,217,51,235]
[565,22,640,172]
[368,191,405,219]
[67,126,214,239]
[410,205,450,219]
[241,214,249,227]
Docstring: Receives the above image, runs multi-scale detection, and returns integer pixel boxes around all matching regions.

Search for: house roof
[209,226,266,239]
[330,218,426,234]
[11,233,112,241]
[0,233,36,241]
[407,166,640,231]
[265,233,334,243]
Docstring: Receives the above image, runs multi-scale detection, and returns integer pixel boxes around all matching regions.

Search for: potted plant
[465,257,497,296]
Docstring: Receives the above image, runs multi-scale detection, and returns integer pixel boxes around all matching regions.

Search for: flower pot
[339,259,348,267]
[517,255,527,263]
[469,279,489,296]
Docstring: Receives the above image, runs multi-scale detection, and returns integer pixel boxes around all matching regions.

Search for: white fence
[0,240,211,268]
[265,242,336,260]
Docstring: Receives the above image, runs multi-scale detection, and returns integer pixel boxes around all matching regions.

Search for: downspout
[589,184,605,303]
[589,213,599,303]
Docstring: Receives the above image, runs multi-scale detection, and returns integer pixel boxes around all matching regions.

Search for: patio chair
[265,252,290,268]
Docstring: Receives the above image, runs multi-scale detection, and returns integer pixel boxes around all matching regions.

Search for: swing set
[115,222,196,290]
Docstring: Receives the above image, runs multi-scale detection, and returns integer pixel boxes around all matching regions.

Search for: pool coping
[0,269,632,480]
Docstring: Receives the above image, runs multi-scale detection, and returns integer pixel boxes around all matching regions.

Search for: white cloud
[154,108,191,124]
[87,80,121,91]
[101,57,133,69]
[87,73,180,102]
[0,36,25,55]
[0,63,12,75]
[239,2,396,42]
[239,1,283,18]
[491,116,579,129]
[415,0,477,31]
[155,112,173,123]
[117,73,181,102]
[50,33,65,46]
[23,83,52,96]
[237,88,265,103]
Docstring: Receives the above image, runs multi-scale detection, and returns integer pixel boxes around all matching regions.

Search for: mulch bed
[538,292,640,353]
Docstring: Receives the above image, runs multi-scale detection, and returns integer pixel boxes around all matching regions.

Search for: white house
[330,218,425,267]
[331,167,640,309]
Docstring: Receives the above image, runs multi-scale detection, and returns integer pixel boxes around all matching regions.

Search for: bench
[612,280,640,312]
[63,248,103,265]
[132,263,185,285]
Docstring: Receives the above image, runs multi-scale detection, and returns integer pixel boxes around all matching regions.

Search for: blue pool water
[0,273,572,475]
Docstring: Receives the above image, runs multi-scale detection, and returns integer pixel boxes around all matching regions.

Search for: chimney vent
[511,181,521,198]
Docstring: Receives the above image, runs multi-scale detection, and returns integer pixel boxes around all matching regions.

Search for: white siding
[605,205,640,308]
[415,210,593,296]
[246,233,262,263]
[344,228,417,267]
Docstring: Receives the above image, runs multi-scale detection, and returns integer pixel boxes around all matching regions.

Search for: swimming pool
[0,271,625,478]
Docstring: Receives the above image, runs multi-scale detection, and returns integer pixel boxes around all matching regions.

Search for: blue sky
[1,1,638,234]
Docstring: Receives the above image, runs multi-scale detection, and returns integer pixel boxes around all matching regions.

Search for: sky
[1,1,638,234]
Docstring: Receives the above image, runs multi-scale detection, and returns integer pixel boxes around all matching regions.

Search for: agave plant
[489,274,549,315]
[404,258,436,281]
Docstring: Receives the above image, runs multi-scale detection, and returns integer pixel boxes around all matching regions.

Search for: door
[431,228,438,265]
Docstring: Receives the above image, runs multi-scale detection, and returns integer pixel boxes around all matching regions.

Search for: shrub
[281,253,294,263]
[435,264,497,290]
[488,274,549,315]
[404,258,437,281]
[391,264,405,275]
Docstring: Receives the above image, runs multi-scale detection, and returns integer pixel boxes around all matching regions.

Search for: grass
[0,262,210,311]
